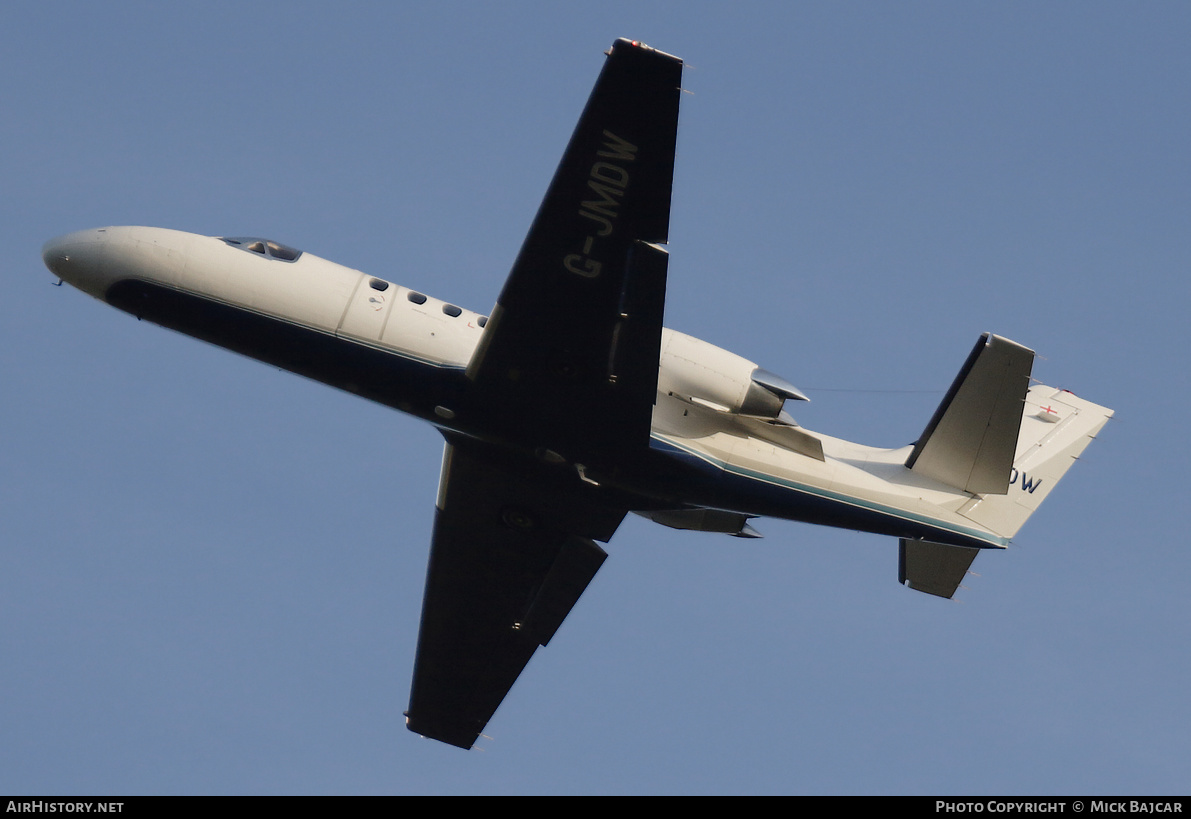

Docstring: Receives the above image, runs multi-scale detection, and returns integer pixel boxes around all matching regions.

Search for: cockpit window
[266,241,301,261]
[221,237,303,263]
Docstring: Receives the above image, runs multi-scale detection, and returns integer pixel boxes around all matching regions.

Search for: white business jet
[42,39,1112,750]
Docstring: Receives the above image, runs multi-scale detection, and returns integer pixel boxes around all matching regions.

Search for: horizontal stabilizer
[906,334,1034,494]
[899,538,979,599]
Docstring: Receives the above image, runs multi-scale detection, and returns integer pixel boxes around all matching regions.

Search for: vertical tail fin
[956,384,1114,540]
[899,337,1112,595]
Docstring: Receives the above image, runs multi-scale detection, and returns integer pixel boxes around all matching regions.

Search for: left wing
[465,39,682,465]
[405,439,625,749]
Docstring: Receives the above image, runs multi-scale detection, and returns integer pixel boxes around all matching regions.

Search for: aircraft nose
[42,228,112,298]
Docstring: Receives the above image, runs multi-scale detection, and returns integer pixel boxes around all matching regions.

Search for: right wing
[405,439,625,749]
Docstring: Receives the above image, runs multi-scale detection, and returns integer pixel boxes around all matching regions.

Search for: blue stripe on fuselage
[648,434,1007,549]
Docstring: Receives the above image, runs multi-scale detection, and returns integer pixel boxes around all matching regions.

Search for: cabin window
[407,292,427,305]
[478,316,488,328]
[369,278,389,291]
[442,304,462,318]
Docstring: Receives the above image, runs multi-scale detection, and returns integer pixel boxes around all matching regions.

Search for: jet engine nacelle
[657,329,807,418]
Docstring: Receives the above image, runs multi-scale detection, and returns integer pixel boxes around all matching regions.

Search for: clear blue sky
[2,1,1187,795]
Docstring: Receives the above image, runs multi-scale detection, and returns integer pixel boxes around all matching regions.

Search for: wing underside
[406,39,683,749]
[406,441,624,749]
[465,39,682,463]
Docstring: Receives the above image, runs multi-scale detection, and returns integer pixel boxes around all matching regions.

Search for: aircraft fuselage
[46,225,1011,551]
